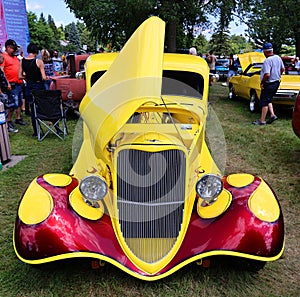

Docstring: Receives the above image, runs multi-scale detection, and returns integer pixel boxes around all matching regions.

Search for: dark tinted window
[162,70,204,98]
[90,70,204,98]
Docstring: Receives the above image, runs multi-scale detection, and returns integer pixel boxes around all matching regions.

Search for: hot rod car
[14,17,284,281]
[228,52,300,112]
[50,54,89,110]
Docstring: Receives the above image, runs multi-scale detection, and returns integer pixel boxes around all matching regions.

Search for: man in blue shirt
[252,43,285,125]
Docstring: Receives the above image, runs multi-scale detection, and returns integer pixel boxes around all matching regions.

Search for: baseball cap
[5,39,19,50]
[263,42,273,51]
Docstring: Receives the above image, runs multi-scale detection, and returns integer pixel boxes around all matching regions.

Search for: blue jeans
[7,83,23,109]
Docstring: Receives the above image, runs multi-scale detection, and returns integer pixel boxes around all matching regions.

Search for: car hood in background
[238,52,265,72]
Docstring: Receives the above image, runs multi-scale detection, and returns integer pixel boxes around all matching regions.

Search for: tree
[64,0,217,51]
[235,0,299,56]
[229,35,255,54]
[27,12,55,50]
[66,22,82,53]
[209,27,231,56]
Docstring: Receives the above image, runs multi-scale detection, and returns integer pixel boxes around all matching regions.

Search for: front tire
[249,91,259,112]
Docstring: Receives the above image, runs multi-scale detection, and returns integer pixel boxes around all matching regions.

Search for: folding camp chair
[32,90,67,141]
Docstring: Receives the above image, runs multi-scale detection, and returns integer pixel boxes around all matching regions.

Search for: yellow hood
[79,16,165,161]
[238,52,265,72]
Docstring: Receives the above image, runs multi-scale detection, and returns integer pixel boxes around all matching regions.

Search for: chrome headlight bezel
[196,174,223,204]
[79,175,108,207]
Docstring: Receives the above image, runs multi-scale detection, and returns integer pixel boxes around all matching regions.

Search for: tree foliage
[26,0,298,57]
[235,0,299,56]
[26,12,95,53]
[64,0,218,51]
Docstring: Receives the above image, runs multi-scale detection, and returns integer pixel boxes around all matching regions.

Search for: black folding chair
[32,90,67,141]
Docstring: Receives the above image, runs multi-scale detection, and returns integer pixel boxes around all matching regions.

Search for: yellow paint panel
[43,173,72,187]
[197,189,232,219]
[125,238,176,263]
[13,242,284,281]
[248,179,280,222]
[238,52,265,72]
[227,173,254,188]
[69,187,104,221]
[18,179,53,225]
[80,17,165,161]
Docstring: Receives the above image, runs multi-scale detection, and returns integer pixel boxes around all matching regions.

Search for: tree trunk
[165,21,176,53]
[295,31,300,58]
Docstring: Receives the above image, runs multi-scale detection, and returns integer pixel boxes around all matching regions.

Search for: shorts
[227,70,236,78]
[7,83,23,109]
[260,81,280,107]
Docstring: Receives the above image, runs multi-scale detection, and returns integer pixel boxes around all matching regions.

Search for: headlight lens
[79,175,107,206]
[196,174,223,204]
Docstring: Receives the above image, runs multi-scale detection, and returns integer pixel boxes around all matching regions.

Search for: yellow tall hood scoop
[80,17,165,161]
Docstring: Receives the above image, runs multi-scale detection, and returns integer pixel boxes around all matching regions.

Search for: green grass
[0,84,299,297]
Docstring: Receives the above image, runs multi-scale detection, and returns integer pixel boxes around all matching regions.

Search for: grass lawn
[0,83,299,297]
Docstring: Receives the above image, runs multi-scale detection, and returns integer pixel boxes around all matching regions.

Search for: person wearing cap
[0,39,27,133]
[252,42,285,125]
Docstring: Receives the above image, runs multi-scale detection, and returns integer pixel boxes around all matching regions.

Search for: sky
[25,0,78,27]
[25,0,246,36]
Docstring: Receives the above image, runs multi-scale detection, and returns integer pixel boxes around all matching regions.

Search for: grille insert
[117,149,186,262]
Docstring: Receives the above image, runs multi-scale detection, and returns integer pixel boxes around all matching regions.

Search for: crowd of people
[0,39,295,136]
[0,39,64,135]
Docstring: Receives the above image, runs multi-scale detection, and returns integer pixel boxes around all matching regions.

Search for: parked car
[292,91,300,138]
[215,58,229,79]
[14,17,284,281]
[228,52,300,112]
[281,56,298,75]
[50,54,89,110]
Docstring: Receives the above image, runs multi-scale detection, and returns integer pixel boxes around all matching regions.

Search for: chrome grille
[117,148,186,262]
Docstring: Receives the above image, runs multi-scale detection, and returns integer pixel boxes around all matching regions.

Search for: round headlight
[196,174,223,204]
[79,175,107,207]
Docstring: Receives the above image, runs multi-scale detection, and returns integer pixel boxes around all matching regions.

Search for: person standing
[52,50,62,75]
[294,57,300,74]
[0,50,9,106]
[0,39,27,133]
[206,50,217,86]
[19,43,46,136]
[41,49,55,90]
[252,42,285,125]
[189,47,197,56]
[222,53,237,87]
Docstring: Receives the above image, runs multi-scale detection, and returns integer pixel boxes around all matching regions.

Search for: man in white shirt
[252,43,285,125]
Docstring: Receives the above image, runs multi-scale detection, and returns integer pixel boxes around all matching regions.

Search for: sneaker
[221,82,228,87]
[252,120,266,126]
[15,118,27,126]
[8,121,18,133]
[266,115,278,124]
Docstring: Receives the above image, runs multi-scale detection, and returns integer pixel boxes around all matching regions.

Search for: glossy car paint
[292,92,300,138]
[14,174,284,280]
[14,17,284,280]
[229,52,300,106]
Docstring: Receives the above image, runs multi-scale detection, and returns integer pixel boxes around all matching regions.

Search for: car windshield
[162,71,204,98]
[91,70,205,98]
